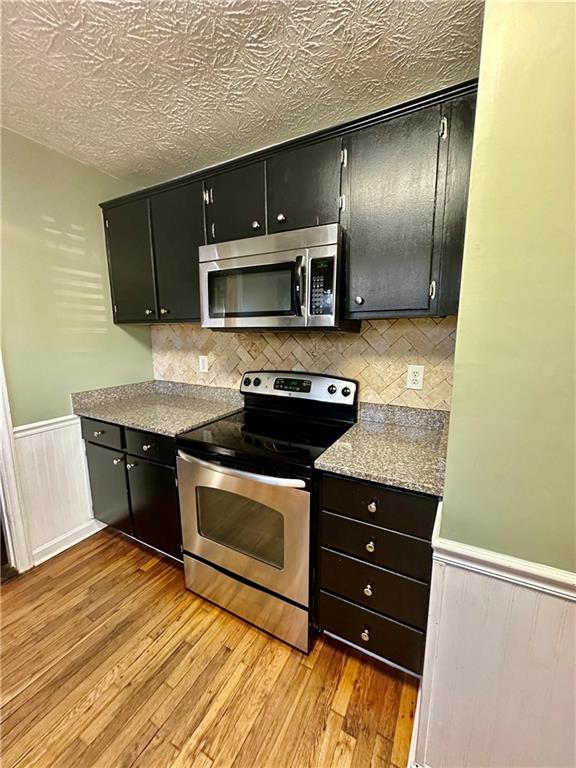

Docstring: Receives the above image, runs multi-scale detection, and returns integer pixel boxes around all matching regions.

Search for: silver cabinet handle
[177,451,306,489]
[126,462,136,470]
[211,222,215,239]
[142,444,152,452]
[361,629,370,642]
[365,540,375,553]
[93,430,104,437]
[367,501,377,513]
[355,296,364,305]
[276,213,286,222]
[144,309,153,316]
[160,308,169,315]
[251,221,261,230]
[363,584,373,597]
[112,458,122,465]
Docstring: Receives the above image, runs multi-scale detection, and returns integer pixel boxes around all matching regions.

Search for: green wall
[441,0,575,571]
[1,128,153,426]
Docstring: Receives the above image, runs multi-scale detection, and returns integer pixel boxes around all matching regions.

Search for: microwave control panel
[309,257,335,315]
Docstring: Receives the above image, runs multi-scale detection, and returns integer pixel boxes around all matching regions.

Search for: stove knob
[342,387,351,397]
[243,377,252,387]
[327,384,337,395]
[253,377,261,387]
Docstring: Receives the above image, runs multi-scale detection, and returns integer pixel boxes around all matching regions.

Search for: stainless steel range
[175,371,358,652]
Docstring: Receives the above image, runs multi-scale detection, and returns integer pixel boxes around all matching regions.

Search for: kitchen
[0,2,574,768]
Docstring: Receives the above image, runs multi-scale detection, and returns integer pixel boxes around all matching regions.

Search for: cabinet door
[127,458,182,560]
[344,105,441,315]
[104,200,157,322]
[266,139,342,233]
[205,162,265,243]
[85,443,132,534]
[151,182,205,321]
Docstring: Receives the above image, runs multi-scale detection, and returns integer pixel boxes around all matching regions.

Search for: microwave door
[200,251,308,329]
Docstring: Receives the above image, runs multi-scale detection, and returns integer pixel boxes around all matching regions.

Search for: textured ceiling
[1,0,484,186]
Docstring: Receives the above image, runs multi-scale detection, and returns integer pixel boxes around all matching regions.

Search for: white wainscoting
[412,539,576,768]
[13,415,105,565]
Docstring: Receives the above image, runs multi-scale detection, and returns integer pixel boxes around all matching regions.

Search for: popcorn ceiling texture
[1,0,483,185]
[152,318,457,411]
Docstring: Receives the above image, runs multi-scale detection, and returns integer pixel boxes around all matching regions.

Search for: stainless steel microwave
[198,224,358,331]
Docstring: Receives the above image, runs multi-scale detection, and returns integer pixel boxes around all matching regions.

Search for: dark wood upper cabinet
[85,443,132,535]
[150,182,205,322]
[127,458,182,561]
[104,199,157,323]
[204,162,265,243]
[343,104,441,316]
[434,93,476,316]
[266,139,342,233]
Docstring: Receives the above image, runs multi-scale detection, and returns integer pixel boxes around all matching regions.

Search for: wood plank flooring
[0,530,417,768]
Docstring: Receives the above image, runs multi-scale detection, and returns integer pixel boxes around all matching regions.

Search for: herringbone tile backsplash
[151,317,457,410]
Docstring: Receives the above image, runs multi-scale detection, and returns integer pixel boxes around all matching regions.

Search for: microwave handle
[294,255,305,316]
[177,451,307,489]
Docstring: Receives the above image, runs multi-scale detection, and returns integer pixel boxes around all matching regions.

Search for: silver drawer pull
[365,540,375,553]
[367,501,377,513]
[361,628,370,642]
[142,444,152,452]
[93,430,104,437]
[363,584,373,597]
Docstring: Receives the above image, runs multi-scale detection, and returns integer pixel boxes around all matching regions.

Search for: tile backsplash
[152,316,457,411]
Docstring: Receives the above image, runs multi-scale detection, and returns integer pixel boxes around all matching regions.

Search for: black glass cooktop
[176,410,352,475]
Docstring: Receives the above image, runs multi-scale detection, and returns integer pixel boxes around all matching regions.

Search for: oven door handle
[177,451,307,489]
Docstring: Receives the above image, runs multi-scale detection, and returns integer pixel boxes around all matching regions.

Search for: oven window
[196,487,285,569]
[208,262,295,318]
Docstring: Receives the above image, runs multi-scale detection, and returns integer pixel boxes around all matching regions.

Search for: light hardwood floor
[0,530,417,768]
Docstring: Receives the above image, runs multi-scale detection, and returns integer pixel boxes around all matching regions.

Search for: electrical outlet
[198,355,209,373]
[406,364,424,390]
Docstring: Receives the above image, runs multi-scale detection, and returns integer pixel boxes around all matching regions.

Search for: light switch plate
[406,364,424,390]
[198,355,209,373]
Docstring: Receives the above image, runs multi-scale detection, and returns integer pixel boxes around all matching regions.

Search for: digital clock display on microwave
[274,378,312,393]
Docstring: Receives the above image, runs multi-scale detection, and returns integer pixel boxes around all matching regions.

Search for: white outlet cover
[198,355,209,373]
[406,364,424,390]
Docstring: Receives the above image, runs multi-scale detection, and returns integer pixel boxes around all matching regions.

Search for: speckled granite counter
[315,403,450,496]
[72,381,242,437]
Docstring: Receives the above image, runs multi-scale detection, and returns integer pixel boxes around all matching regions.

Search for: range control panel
[240,371,357,406]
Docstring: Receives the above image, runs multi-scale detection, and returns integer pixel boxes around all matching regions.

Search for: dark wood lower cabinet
[83,418,182,562]
[127,458,182,560]
[316,471,438,676]
[85,443,132,535]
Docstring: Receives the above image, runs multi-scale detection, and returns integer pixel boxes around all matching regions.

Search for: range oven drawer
[317,591,425,675]
[320,548,430,629]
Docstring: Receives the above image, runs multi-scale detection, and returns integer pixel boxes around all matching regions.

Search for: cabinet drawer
[318,591,424,675]
[320,548,429,629]
[125,429,175,466]
[81,418,122,450]
[322,474,437,540]
[320,510,432,582]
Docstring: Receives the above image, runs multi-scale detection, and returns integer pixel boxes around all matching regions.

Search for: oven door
[199,251,307,329]
[177,452,310,607]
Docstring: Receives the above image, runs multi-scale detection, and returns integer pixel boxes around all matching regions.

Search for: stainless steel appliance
[176,371,358,652]
[198,224,359,331]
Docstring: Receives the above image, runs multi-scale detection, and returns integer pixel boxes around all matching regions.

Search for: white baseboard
[32,519,106,565]
[13,413,100,566]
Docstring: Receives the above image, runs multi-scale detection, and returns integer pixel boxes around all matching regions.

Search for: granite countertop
[71,380,243,437]
[315,403,450,496]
